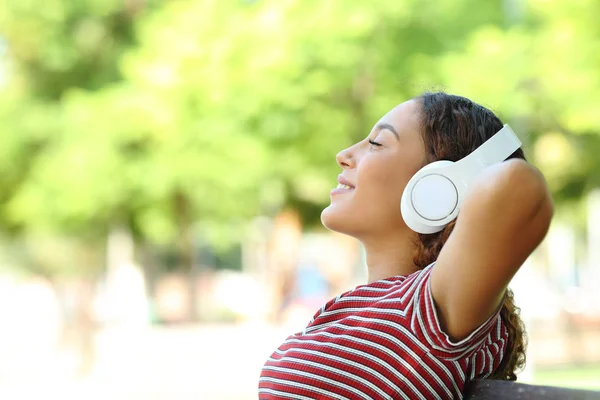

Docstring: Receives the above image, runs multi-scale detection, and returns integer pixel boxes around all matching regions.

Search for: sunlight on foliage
[0,0,598,273]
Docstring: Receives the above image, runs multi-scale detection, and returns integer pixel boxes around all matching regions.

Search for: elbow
[505,159,554,234]
[470,159,554,226]
[534,187,554,237]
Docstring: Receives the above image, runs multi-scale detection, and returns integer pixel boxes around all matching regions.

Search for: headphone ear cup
[412,174,458,220]
[401,161,458,234]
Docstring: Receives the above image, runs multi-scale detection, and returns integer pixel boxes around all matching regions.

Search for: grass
[530,365,600,391]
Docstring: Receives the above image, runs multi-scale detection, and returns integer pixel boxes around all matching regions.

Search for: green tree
[1,0,599,278]
[436,0,600,221]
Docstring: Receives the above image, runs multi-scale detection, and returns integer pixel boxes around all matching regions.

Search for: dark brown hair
[412,92,527,381]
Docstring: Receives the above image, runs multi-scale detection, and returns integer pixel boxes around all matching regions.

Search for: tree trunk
[173,191,197,322]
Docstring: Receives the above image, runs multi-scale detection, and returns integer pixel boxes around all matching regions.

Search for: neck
[360,230,419,283]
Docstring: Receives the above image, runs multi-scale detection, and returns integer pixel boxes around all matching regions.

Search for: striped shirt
[259,263,509,399]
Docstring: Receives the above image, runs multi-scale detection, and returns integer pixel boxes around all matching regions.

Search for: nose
[336,146,355,169]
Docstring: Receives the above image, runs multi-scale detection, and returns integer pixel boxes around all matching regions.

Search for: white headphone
[400,124,522,234]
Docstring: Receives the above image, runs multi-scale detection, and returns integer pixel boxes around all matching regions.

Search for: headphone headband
[445,124,522,188]
[462,124,521,169]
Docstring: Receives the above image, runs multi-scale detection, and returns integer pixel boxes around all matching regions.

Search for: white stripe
[336,288,406,304]
[284,333,438,400]
[279,337,400,374]
[491,342,499,355]
[448,361,466,397]
[338,286,412,303]
[306,306,409,333]
[497,337,507,366]
[315,304,410,320]
[336,295,391,303]
[327,321,452,398]
[478,350,487,375]
[341,315,429,352]
[358,286,404,293]
[276,335,422,400]
[310,307,406,328]
[354,316,464,398]
[258,387,318,400]
[264,357,390,398]
[302,312,459,395]
[414,290,458,356]
[271,347,406,397]
[325,271,422,308]
[496,317,502,339]
[398,268,430,303]
[452,359,466,382]
[485,347,494,377]
[279,321,452,399]
[285,313,462,399]
[307,302,328,325]
[372,278,404,286]
[470,352,477,380]
[423,353,463,398]
[263,365,373,399]
[272,344,412,400]
[259,376,351,400]
[377,296,414,306]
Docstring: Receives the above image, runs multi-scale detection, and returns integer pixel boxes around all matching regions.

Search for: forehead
[378,99,422,139]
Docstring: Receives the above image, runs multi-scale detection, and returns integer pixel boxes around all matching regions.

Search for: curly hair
[412,92,527,381]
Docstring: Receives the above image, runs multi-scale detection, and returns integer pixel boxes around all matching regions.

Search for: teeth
[336,183,353,190]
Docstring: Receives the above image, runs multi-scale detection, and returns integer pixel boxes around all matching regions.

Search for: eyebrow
[376,123,399,140]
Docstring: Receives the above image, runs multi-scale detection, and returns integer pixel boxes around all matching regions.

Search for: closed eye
[368,139,382,147]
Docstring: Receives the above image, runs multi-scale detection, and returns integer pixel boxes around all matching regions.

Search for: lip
[337,175,355,188]
[331,175,355,196]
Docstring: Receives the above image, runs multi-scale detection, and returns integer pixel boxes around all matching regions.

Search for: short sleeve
[409,264,508,362]
[466,317,509,379]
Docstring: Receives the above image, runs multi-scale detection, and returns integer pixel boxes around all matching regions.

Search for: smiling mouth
[336,183,354,190]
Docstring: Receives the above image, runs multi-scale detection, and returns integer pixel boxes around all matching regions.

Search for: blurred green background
[0,0,599,398]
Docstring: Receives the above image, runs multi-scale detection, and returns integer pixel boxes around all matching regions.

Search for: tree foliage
[0,0,598,274]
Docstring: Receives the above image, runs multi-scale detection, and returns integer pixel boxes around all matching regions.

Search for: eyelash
[368,139,382,147]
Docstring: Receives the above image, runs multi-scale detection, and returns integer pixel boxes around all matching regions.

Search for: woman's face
[321,100,426,238]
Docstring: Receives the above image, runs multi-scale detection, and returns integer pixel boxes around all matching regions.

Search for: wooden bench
[465,380,600,399]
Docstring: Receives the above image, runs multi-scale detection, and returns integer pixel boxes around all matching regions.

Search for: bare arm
[430,159,554,340]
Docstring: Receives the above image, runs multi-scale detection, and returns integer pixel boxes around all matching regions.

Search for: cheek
[321,155,421,233]
[358,157,409,201]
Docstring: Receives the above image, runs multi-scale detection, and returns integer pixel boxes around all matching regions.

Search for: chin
[320,205,334,228]
[320,204,343,232]
[321,205,358,237]
[322,203,405,239]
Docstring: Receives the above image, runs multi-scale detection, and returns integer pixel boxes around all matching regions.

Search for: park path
[0,323,292,400]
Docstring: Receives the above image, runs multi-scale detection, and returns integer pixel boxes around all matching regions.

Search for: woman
[259,92,554,399]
